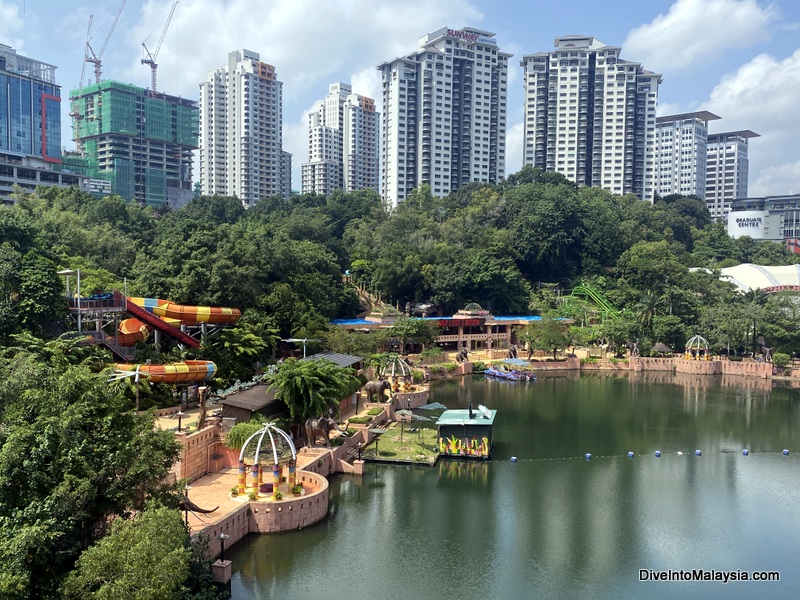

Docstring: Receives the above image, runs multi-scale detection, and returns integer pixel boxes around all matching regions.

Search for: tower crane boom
[84,0,126,84]
[141,1,179,93]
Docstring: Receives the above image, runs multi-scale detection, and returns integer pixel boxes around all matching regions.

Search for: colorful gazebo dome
[237,422,298,497]
[684,335,711,360]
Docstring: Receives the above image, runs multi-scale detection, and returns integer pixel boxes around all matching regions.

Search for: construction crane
[84,0,127,84]
[141,1,178,93]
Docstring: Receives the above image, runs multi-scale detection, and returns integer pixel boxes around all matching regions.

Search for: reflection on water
[229,374,800,600]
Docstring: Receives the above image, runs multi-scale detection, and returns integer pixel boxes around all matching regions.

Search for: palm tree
[635,290,661,335]
[268,358,359,424]
[742,288,769,355]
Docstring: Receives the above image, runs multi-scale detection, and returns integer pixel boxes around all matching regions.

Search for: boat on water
[484,359,537,382]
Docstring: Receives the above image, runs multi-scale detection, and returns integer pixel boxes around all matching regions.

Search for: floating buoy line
[509,449,793,462]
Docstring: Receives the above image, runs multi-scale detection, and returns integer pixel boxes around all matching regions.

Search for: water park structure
[59,270,240,386]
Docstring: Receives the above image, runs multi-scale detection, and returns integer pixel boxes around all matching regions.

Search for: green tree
[0,356,179,598]
[268,358,359,424]
[61,506,191,600]
[16,251,68,336]
[517,318,571,360]
[600,313,640,357]
[388,317,440,354]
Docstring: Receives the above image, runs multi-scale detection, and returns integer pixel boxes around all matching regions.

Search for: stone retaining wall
[173,424,220,483]
[197,470,329,559]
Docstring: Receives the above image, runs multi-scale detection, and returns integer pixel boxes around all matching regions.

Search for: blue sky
[1,0,798,197]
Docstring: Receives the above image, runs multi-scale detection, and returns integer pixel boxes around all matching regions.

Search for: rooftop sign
[447,28,496,46]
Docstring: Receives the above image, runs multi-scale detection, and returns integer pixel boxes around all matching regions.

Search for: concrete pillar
[237,461,246,494]
[212,560,232,584]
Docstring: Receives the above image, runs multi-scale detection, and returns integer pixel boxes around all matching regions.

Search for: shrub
[472,361,487,372]
[225,422,264,450]
[420,347,443,362]
[443,362,458,373]
[247,491,258,501]
[367,408,383,416]
[273,491,283,500]
[349,416,371,424]
[772,352,790,368]
[291,484,303,495]
[230,487,239,497]
[411,369,424,384]
[331,437,345,447]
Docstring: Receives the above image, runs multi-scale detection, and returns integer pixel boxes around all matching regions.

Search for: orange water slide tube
[117,318,150,347]
[127,297,241,325]
[113,360,217,383]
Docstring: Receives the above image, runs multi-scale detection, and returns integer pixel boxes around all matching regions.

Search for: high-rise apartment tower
[705,130,759,220]
[521,35,661,200]
[378,27,511,206]
[655,111,720,199]
[199,49,290,206]
[301,82,379,195]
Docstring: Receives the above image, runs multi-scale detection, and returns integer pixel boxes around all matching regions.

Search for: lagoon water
[228,372,800,599]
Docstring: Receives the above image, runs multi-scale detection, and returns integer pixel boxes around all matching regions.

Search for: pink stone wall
[173,425,221,483]
[196,471,329,559]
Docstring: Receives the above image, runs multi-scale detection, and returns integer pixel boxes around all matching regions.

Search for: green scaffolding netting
[145,168,166,206]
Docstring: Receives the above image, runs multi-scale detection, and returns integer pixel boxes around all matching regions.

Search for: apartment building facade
[654,111,720,200]
[705,130,759,220]
[301,82,379,195]
[199,49,290,205]
[521,35,661,200]
[378,27,511,206]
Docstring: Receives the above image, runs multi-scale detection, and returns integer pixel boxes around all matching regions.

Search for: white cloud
[505,121,524,176]
[119,0,483,102]
[0,0,24,49]
[751,159,800,196]
[703,49,800,196]
[623,0,776,72]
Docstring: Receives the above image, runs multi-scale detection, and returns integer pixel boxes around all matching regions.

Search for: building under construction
[66,80,198,207]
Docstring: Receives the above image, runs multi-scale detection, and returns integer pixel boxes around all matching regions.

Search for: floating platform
[436,406,496,459]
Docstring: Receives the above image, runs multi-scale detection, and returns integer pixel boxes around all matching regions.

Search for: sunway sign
[447,28,497,46]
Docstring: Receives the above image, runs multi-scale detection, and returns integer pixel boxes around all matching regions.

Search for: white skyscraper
[655,111,720,199]
[301,82,379,195]
[521,35,661,200]
[705,130,759,220]
[378,27,511,206]
[199,49,290,206]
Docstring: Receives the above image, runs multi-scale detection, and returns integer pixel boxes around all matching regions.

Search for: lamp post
[176,411,185,432]
[357,441,363,461]
[217,532,230,562]
[183,485,191,526]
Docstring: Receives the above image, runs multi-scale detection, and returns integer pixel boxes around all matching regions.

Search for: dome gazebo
[237,422,298,498]
[380,355,414,394]
[684,335,711,361]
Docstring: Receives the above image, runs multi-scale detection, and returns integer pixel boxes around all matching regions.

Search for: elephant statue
[506,344,518,359]
[362,379,392,402]
[305,416,348,447]
[455,347,470,363]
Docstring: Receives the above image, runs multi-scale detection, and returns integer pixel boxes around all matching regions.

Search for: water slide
[121,297,242,349]
[113,360,217,383]
[127,297,241,325]
[571,284,619,319]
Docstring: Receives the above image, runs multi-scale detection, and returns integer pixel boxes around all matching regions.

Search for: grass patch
[349,416,372,424]
[361,422,439,465]
[367,408,383,416]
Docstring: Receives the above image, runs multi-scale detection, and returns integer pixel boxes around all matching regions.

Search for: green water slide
[571,284,619,320]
